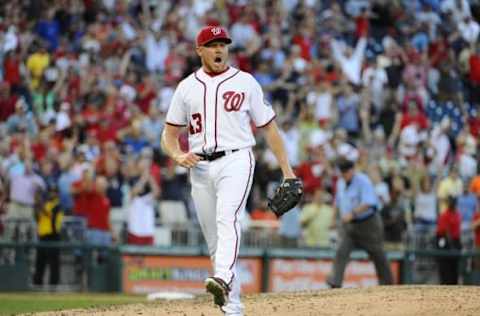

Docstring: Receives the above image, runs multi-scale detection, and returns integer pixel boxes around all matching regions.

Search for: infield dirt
[29,285,480,316]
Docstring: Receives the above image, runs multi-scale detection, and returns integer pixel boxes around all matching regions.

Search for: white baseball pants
[190,148,254,315]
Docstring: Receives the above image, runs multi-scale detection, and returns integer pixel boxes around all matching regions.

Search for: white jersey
[166,66,275,154]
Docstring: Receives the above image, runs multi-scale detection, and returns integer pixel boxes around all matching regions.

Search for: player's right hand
[175,152,202,168]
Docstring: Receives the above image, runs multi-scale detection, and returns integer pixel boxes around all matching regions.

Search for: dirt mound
[34,285,480,316]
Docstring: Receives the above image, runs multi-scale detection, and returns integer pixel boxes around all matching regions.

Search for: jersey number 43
[189,113,202,135]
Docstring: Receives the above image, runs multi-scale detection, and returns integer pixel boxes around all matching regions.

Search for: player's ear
[195,46,203,57]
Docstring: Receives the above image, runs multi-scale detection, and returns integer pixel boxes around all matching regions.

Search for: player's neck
[203,66,229,77]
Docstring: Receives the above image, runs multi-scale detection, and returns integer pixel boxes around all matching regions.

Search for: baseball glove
[268,178,304,217]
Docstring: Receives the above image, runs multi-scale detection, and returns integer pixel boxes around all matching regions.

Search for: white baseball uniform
[166,66,275,314]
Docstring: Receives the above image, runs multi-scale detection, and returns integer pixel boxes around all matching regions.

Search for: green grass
[0,293,146,315]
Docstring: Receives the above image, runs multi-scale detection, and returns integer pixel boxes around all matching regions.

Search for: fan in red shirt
[71,170,110,233]
[72,171,112,262]
[136,76,157,114]
[355,7,370,38]
[399,101,429,131]
[86,176,111,233]
[472,209,480,270]
[0,82,18,121]
[296,136,332,197]
[3,51,21,88]
[72,170,95,217]
[469,52,480,84]
[436,196,462,285]
[292,27,312,61]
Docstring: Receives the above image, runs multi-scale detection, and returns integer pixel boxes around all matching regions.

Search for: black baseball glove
[268,178,304,217]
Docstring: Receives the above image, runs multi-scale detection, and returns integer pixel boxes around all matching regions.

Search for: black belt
[352,212,376,224]
[197,149,239,161]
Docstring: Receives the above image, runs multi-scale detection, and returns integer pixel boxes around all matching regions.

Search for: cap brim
[199,38,232,46]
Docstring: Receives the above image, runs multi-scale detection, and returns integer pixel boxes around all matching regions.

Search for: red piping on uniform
[228,151,253,286]
[165,121,186,127]
[204,66,230,77]
[257,114,276,128]
[214,70,241,152]
[194,71,207,153]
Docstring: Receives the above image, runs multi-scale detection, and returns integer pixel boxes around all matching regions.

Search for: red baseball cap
[196,26,232,47]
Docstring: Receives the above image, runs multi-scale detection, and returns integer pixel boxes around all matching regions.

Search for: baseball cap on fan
[196,26,232,46]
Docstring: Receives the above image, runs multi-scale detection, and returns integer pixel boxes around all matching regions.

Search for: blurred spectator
[469,44,480,104]
[103,152,125,208]
[0,82,18,121]
[456,184,477,230]
[230,13,261,55]
[428,118,453,173]
[26,43,50,91]
[141,103,164,151]
[118,119,150,156]
[35,8,60,51]
[456,128,477,180]
[413,175,437,231]
[85,175,112,261]
[458,16,479,45]
[57,152,78,214]
[278,205,301,248]
[336,83,361,138]
[296,130,332,196]
[33,183,63,286]
[368,165,390,212]
[126,157,160,245]
[362,56,388,112]
[7,159,45,223]
[383,173,410,244]
[6,98,38,136]
[0,177,6,235]
[437,166,463,213]
[306,80,336,127]
[470,174,480,198]
[436,196,462,285]
[330,37,367,85]
[71,167,95,218]
[441,0,472,24]
[472,206,480,270]
[143,27,170,74]
[299,188,334,248]
[278,118,300,168]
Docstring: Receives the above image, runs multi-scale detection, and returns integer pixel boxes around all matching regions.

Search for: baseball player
[161,26,298,315]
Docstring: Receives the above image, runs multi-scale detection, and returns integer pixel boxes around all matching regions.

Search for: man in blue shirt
[327,159,393,287]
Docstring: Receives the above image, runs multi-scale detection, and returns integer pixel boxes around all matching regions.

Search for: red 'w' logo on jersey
[223,91,245,112]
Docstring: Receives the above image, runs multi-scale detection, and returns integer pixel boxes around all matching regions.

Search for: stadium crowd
[0,0,479,261]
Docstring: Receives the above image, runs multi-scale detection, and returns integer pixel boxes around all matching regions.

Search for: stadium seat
[154,226,172,246]
[1,218,37,242]
[157,200,188,225]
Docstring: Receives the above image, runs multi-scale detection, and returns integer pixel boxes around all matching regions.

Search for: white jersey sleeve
[165,81,188,126]
[248,76,276,127]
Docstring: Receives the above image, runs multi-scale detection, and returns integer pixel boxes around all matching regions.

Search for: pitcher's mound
[36,285,480,316]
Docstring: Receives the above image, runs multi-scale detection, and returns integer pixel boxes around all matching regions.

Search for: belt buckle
[202,152,214,161]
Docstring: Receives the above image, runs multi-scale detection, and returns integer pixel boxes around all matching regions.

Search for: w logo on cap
[211,27,222,36]
[196,26,232,46]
